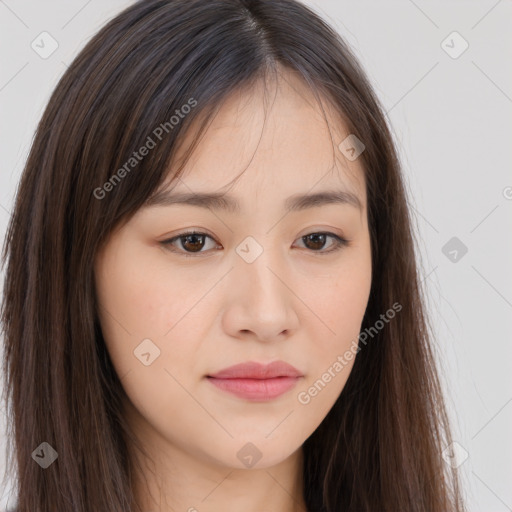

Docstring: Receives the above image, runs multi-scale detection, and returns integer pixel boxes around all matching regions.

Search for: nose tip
[222,253,300,342]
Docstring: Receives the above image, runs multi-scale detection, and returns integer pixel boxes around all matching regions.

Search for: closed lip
[207,360,303,379]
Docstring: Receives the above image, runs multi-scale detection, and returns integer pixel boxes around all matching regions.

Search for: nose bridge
[236,237,287,307]
[226,234,299,339]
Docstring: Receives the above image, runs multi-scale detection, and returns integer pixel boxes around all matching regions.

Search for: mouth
[206,361,303,401]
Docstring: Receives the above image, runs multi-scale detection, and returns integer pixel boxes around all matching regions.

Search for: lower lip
[207,376,301,401]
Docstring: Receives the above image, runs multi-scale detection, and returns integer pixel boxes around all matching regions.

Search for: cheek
[96,244,204,339]
[94,257,209,430]
[301,278,366,385]
[294,251,371,414]
[94,246,218,384]
[303,256,371,351]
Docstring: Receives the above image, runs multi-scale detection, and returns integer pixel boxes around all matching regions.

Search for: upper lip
[207,361,303,379]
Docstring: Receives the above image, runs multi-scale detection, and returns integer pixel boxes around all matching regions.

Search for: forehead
[161,69,366,208]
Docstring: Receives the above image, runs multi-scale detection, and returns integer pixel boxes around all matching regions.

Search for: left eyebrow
[144,188,363,213]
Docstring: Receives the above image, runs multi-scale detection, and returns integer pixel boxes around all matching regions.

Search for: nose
[221,246,300,343]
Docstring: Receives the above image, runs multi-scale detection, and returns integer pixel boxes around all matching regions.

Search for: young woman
[1,0,465,510]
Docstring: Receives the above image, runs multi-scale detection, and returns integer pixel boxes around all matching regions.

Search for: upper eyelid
[163,231,344,243]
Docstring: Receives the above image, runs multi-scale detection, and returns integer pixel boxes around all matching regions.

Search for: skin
[94,68,372,512]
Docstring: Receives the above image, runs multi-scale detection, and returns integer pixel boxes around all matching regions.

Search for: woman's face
[94,71,372,471]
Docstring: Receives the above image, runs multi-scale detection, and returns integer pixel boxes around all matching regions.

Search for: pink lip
[207,361,303,401]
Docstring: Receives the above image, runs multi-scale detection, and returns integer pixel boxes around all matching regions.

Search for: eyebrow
[144,188,363,213]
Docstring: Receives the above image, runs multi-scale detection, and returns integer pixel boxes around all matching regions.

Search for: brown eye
[295,232,349,254]
[180,233,207,252]
[161,232,219,256]
[160,230,348,258]
[303,233,327,250]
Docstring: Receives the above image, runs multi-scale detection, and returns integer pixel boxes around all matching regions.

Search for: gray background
[1,0,511,510]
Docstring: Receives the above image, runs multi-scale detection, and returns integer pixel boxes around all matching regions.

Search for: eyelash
[160,230,350,258]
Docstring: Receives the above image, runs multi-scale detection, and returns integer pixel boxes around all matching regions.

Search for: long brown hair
[1,0,465,510]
